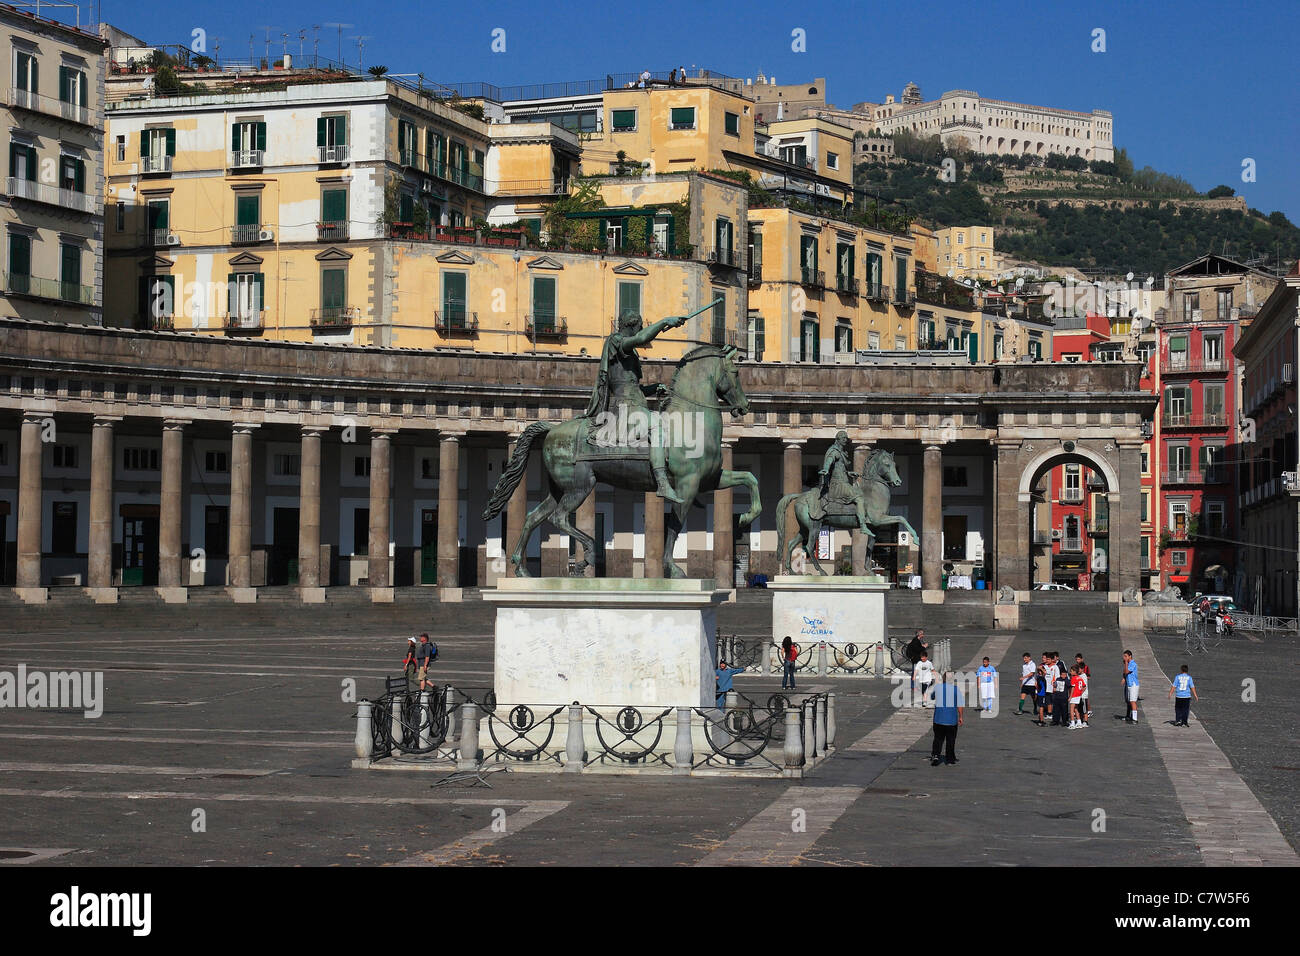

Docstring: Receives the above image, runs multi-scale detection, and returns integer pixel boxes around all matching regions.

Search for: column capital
[92,415,123,428]
[782,438,806,449]
[440,431,467,443]
[369,427,398,440]
[301,424,329,439]
[21,410,51,426]
[923,443,946,454]
[720,436,738,449]
[162,418,190,431]
[231,421,260,436]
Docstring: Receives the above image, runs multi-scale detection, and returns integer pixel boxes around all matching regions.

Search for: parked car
[1033,582,1074,591]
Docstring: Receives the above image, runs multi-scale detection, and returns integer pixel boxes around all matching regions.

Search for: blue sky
[96,0,1300,219]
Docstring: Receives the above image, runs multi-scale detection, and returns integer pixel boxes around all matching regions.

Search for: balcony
[864,282,887,303]
[800,267,825,288]
[5,177,97,214]
[398,148,417,168]
[150,314,175,331]
[318,145,350,164]
[1174,308,1203,324]
[526,314,567,338]
[231,224,265,245]
[3,272,95,305]
[893,289,915,308]
[317,220,348,242]
[1061,536,1083,552]
[1163,356,1227,374]
[140,155,172,174]
[1165,469,1227,486]
[8,87,93,127]
[436,309,478,334]
[835,274,859,295]
[709,246,736,267]
[492,177,568,197]
[433,163,485,192]
[1060,490,1084,504]
[229,149,264,169]
[149,228,174,247]
[1163,412,1228,429]
[225,311,265,333]
[1088,520,1109,536]
[747,256,762,283]
[309,307,358,330]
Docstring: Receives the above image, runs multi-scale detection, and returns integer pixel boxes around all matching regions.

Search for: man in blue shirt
[715,658,747,708]
[1167,664,1198,726]
[929,673,964,766]
[1123,650,1140,723]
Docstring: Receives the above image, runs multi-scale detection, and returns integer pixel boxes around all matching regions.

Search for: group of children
[1017,651,1092,728]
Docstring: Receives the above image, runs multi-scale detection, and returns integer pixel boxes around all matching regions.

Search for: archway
[1019,446,1118,592]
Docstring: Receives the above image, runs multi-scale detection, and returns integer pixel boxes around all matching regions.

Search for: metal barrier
[359,682,452,758]
[1232,613,1298,638]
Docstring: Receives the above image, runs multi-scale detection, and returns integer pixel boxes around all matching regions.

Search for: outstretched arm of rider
[624,314,687,348]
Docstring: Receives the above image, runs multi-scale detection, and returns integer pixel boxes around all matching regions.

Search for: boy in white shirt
[913,652,935,707]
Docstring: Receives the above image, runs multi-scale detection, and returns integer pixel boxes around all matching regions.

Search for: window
[115,135,125,162]
[826,151,838,170]
[943,466,968,488]
[1168,334,1188,367]
[1203,383,1224,423]
[420,457,435,480]
[123,447,159,471]
[143,275,174,322]
[353,456,371,478]
[397,120,416,165]
[9,233,31,289]
[59,155,86,193]
[616,281,640,321]
[1200,443,1224,481]
[714,218,733,264]
[745,312,765,360]
[800,317,820,363]
[1168,444,1191,478]
[9,142,36,181]
[426,129,445,174]
[205,450,228,473]
[317,114,348,158]
[800,235,818,277]
[1181,293,1197,321]
[669,106,695,130]
[724,111,739,136]
[1141,536,1150,569]
[58,65,87,107]
[895,335,907,350]
[835,320,852,353]
[15,50,37,94]
[865,250,883,297]
[1140,447,1150,475]
[227,272,264,326]
[1141,489,1150,523]
[230,120,266,163]
[895,256,908,300]
[956,233,964,245]
[321,187,347,231]
[1164,385,1190,423]
[711,291,727,346]
[611,108,637,131]
[993,333,1003,359]
[273,453,301,477]
[836,242,853,284]
[320,267,346,319]
[868,331,880,350]
[1064,464,1081,501]
[52,444,78,469]
[115,203,125,232]
[1204,500,1225,535]
[51,501,76,554]
[1063,353,1081,363]
[1170,550,1187,567]
[442,272,468,324]
[235,193,260,229]
[60,243,80,295]
[1216,289,1232,319]
[1203,333,1223,365]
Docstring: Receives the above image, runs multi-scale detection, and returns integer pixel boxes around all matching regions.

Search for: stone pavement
[0,598,1294,867]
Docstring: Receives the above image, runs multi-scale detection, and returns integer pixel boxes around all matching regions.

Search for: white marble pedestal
[768,575,891,651]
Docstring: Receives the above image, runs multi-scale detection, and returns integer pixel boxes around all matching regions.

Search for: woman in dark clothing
[781,636,798,690]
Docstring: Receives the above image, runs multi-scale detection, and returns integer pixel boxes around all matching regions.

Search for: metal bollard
[355,699,373,759]
[673,706,693,775]
[418,691,433,750]
[564,703,584,773]
[826,692,837,748]
[456,701,479,771]
[818,641,828,676]
[803,699,817,760]
[390,692,404,752]
[443,686,457,740]
[874,642,884,677]
[725,690,739,711]
[815,695,827,755]
[784,708,804,769]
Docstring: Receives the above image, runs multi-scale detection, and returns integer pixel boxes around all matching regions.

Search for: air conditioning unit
[1284,363,1295,384]
[258,229,274,242]
[1051,529,1063,540]
[166,234,181,246]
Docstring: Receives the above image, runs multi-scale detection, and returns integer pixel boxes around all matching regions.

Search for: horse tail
[482,422,552,520]
[774,493,797,570]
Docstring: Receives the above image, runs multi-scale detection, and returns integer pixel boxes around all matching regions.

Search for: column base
[1118,604,1143,632]
[439,587,464,603]
[156,587,188,604]
[84,587,119,604]
[369,587,395,604]
[226,587,258,604]
[921,589,946,604]
[994,603,1021,629]
[299,587,327,604]
[14,587,48,605]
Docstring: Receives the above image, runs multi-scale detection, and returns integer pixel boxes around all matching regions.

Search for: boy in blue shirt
[1167,664,1198,726]
[715,658,747,708]
[1123,650,1140,723]
[976,657,998,714]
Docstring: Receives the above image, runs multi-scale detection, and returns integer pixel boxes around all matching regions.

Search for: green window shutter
[78,71,87,106]
[322,189,346,222]
[165,128,176,156]
[967,331,979,364]
[443,272,467,315]
[16,54,27,90]
[24,146,36,181]
[253,273,264,313]
[60,244,79,285]
[227,273,237,315]
[336,116,347,147]
[895,258,907,297]
[322,269,345,309]
[236,194,259,226]
[317,118,326,148]
[398,122,406,153]
[59,66,71,102]
[232,124,242,152]
[611,109,636,130]
[533,276,555,318]
[398,191,414,222]
[255,123,266,152]
[725,112,738,135]
[30,58,37,95]
[8,144,16,179]
[10,234,31,276]
[73,159,85,193]
[149,201,169,231]
[617,281,639,319]
[139,130,147,157]
[670,107,694,127]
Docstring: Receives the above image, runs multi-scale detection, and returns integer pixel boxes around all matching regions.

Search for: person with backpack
[414,633,438,691]
[780,636,799,690]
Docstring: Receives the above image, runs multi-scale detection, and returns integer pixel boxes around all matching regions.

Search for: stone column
[15,412,46,600]
[368,429,394,599]
[506,431,528,575]
[713,439,735,589]
[922,444,944,593]
[782,439,805,571]
[87,416,118,601]
[993,440,1029,594]
[437,432,462,596]
[1113,443,1143,600]
[157,419,187,602]
[298,426,326,601]
[644,492,664,579]
[227,423,257,601]
[851,442,872,575]
[576,489,596,578]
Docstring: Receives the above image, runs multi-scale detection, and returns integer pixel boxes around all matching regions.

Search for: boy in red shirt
[1068,665,1087,729]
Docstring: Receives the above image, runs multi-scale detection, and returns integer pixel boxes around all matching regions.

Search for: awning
[1170,575,1189,583]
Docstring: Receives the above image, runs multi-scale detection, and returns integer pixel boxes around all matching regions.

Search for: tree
[1206,185,1235,199]
[368,65,389,78]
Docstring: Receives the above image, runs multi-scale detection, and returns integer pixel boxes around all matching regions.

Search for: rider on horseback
[810,431,870,533]
[583,309,688,503]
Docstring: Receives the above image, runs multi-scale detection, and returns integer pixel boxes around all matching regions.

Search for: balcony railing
[864,281,886,302]
[149,228,174,247]
[231,224,264,244]
[1176,308,1203,323]
[318,145,350,164]
[3,271,95,305]
[225,311,265,332]
[399,148,417,167]
[9,87,93,126]
[492,177,568,197]
[800,267,824,287]
[150,314,175,330]
[894,289,915,308]
[1060,490,1084,504]
[229,149,265,168]
[1088,520,1109,536]
[709,246,736,267]
[5,177,97,214]
[526,314,567,337]
[436,309,478,333]
[317,220,348,242]
[1163,413,1227,429]
[1061,536,1083,552]
[836,274,859,295]
[1165,469,1227,486]
[433,163,485,192]
[747,256,762,282]
[140,154,172,174]
[309,307,358,329]
[1164,356,1227,374]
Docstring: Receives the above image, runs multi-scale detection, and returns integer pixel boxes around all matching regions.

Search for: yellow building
[936,225,996,280]
[1,7,105,325]
[746,207,917,361]
[751,117,854,203]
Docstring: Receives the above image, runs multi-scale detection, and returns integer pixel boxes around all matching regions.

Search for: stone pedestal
[768,575,890,650]
[300,587,327,604]
[482,578,728,709]
[156,587,188,604]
